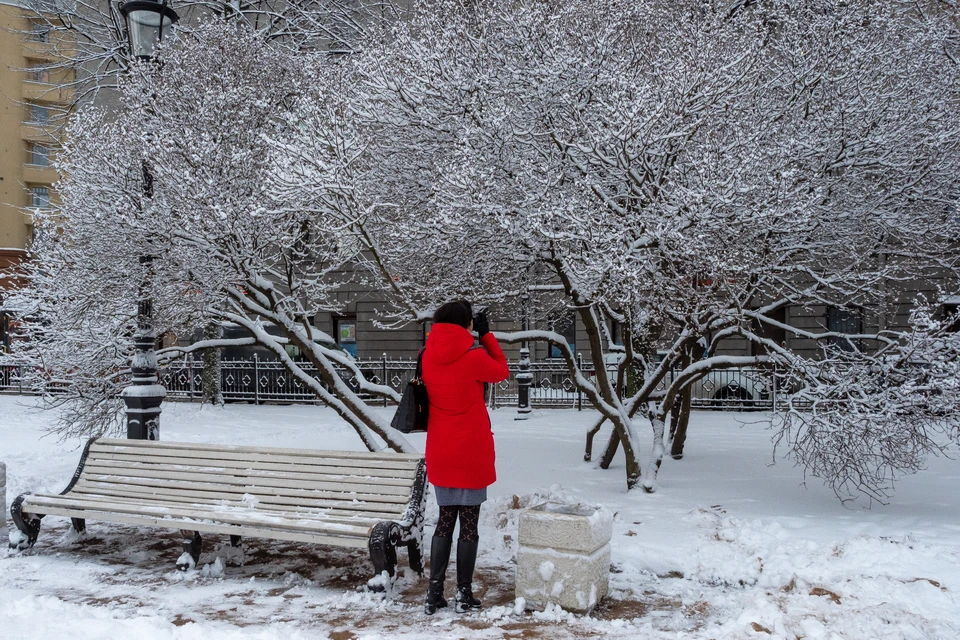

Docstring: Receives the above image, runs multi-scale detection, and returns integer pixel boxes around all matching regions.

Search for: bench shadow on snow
[22,518,701,636]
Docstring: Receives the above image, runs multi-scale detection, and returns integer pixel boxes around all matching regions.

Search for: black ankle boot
[424,536,452,615]
[454,539,482,613]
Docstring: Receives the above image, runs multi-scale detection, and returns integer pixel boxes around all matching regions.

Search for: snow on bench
[9,438,427,587]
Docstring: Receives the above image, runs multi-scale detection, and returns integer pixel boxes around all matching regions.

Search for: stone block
[516,503,613,614]
[516,542,611,614]
[518,503,612,553]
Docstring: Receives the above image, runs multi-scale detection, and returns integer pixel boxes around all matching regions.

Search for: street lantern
[117,0,178,440]
[119,0,179,60]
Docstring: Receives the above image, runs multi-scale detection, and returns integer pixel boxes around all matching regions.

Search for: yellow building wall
[0,1,72,267]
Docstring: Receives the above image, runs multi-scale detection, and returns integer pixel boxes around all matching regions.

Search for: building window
[31,186,50,209]
[826,307,861,352]
[549,315,576,359]
[28,66,50,83]
[30,104,50,125]
[29,144,49,166]
[30,22,49,43]
[334,316,357,357]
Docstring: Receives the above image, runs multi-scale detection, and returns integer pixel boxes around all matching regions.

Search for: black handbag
[391,348,429,433]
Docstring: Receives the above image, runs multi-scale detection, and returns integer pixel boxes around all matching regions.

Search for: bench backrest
[68,438,424,523]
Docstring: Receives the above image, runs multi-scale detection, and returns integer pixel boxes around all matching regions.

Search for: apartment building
[0,0,72,350]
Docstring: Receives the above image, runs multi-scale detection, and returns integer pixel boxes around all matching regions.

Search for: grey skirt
[434,485,487,507]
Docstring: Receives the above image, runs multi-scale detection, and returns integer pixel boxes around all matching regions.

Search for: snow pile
[200,557,225,578]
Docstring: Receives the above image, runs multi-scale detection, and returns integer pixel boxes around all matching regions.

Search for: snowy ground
[1,396,958,640]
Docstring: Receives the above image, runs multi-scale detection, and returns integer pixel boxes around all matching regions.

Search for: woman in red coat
[422,300,509,615]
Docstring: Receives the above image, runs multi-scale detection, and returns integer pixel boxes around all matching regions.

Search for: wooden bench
[9,438,427,586]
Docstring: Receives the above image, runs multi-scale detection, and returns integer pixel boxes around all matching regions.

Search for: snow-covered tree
[13,1,960,502]
[13,22,416,451]
[294,0,960,498]
[18,0,401,109]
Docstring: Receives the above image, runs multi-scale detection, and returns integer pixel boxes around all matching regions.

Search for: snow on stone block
[517,544,611,614]
[518,502,613,553]
[516,502,612,614]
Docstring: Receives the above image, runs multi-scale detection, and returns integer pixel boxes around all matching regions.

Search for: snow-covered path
[1,397,958,639]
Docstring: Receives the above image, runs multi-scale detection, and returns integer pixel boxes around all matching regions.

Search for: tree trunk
[599,427,620,469]
[584,416,606,462]
[670,387,692,459]
[668,346,697,459]
[596,417,642,489]
[668,395,681,440]
[201,322,223,405]
[615,421,643,490]
[642,414,667,493]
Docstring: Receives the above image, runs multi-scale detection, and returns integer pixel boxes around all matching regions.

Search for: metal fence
[1,357,777,409]
[158,356,423,405]
[0,363,23,394]
[153,355,776,410]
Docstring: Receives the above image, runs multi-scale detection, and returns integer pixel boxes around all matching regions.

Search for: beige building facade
[0,0,72,349]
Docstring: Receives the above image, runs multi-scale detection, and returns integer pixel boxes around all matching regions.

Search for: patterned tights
[434,505,480,542]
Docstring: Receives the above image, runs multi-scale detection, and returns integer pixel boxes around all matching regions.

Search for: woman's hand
[474,311,490,338]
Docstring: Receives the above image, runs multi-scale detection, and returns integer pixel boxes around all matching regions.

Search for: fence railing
[158,355,776,410]
[1,357,778,410]
[0,363,23,394]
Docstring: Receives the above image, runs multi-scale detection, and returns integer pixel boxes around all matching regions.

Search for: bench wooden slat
[25,495,375,538]
[73,475,410,504]
[95,439,423,463]
[87,451,418,480]
[80,466,414,497]
[39,492,387,528]
[82,458,415,487]
[22,505,371,549]
[71,482,406,516]
[89,443,421,472]
[69,485,402,519]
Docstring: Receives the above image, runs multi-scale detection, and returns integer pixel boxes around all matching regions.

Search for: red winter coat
[422,323,509,489]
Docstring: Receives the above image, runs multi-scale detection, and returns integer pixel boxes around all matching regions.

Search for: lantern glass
[121,2,178,59]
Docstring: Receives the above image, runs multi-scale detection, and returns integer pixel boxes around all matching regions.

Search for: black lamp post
[118,0,178,440]
[516,292,532,419]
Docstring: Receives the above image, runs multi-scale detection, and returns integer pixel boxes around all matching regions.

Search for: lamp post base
[516,345,533,420]
[122,384,166,440]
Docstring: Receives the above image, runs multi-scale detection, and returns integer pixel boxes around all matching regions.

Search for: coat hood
[425,322,476,364]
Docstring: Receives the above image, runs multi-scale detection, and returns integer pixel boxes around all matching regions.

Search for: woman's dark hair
[433,299,473,328]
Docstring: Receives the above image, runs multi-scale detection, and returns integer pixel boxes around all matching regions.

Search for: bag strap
[415,347,426,381]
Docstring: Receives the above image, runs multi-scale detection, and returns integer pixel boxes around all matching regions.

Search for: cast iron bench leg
[177,530,202,571]
[9,495,42,550]
[407,537,423,576]
[368,521,399,590]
